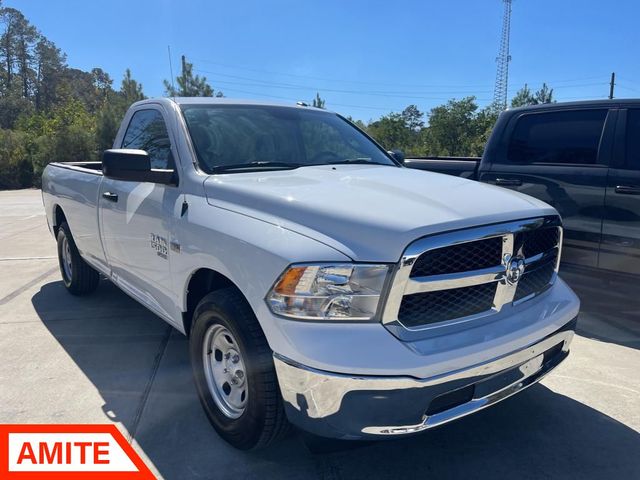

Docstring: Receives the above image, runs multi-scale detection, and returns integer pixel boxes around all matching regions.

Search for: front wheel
[189,288,289,450]
[56,222,100,295]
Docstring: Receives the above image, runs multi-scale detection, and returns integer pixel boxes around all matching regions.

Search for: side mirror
[388,149,405,164]
[102,149,176,185]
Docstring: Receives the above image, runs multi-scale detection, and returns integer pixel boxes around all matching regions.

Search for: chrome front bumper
[274,318,576,439]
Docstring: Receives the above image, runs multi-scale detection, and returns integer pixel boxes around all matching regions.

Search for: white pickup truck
[42,98,580,450]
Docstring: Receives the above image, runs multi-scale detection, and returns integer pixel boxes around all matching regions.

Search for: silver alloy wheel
[61,235,73,280]
[202,324,248,419]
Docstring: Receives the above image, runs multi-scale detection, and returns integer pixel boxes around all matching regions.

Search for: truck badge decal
[150,233,168,259]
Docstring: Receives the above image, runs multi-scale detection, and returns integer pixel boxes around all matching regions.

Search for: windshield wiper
[211,161,303,173]
[326,158,388,166]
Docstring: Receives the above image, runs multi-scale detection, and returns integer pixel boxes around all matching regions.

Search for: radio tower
[493,0,513,110]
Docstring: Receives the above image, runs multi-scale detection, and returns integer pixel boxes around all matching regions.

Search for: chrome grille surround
[382,216,562,339]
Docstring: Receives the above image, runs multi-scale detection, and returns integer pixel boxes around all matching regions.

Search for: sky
[6,0,640,121]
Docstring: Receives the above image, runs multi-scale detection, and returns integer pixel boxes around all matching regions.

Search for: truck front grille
[398,283,497,328]
[516,227,560,258]
[385,218,562,333]
[514,252,557,302]
[410,237,503,277]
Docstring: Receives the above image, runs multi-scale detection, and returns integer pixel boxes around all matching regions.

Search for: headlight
[266,264,390,320]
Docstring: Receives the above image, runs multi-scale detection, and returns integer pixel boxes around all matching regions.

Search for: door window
[122,109,174,169]
[505,109,607,165]
[625,109,640,170]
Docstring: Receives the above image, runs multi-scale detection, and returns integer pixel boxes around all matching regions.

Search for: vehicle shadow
[561,267,640,350]
[31,280,640,479]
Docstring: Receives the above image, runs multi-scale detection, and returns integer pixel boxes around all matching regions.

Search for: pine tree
[511,83,555,107]
[0,7,20,93]
[511,84,533,107]
[163,55,222,97]
[534,83,554,104]
[120,68,145,104]
[34,37,66,111]
[13,12,37,98]
[312,92,325,108]
[96,69,146,152]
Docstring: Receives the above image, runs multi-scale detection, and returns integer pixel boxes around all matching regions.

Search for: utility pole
[493,0,513,110]
[609,72,615,99]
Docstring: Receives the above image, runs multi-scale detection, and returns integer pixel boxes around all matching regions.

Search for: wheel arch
[52,204,67,237]
[182,268,249,337]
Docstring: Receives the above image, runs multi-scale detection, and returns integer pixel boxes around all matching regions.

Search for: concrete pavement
[1,188,639,479]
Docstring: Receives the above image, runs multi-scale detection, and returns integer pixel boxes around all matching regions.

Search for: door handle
[615,185,640,195]
[102,192,119,202]
[495,178,523,187]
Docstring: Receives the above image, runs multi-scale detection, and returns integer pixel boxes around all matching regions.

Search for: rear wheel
[56,222,100,295]
[189,288,289,450]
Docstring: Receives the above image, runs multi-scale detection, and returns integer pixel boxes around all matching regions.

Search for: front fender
[172,196,351,344]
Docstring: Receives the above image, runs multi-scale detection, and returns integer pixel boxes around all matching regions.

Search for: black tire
[189,288,290,450]
[56,222,100,295]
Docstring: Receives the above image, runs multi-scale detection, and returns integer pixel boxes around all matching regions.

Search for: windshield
[181,105,397,173]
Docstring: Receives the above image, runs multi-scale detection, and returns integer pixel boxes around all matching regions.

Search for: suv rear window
[506,109,607,165]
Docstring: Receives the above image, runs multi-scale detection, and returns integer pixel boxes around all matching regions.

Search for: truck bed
[42,161,107,272]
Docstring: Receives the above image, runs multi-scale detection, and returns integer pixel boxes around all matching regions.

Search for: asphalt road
[1,188,639,479]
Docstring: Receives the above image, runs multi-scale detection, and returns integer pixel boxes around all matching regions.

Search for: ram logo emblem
[505,255,526,285]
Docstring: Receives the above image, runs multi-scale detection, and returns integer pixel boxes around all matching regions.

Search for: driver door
[99,107,182,325]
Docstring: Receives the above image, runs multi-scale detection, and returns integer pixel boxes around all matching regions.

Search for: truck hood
[203,165,557,262]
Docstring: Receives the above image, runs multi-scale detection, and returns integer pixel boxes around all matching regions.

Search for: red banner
[0,425,155,479]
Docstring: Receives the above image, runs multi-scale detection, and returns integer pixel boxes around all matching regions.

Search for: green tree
[34,37,66,111]
[0,128,30,189]
[0,3,128,188]
[534,83,554,104]
[401,105,424,154]
[401,104,425,131]
[469,104,500,156]
[312,92,325,108]
[511,83,555,107]
[0,94,32,128]
[13,11,37,99]
[18,98,97,183]
[120,68,144,104]
[0,7,39,99]
[366,105,425,155]
[95,105,119,152]
[511,83,533,108]
[0,7,40,128]
[0,6,20,93]
[164,55,222,97]
[96,69,146,152]
[91,67,113,110]
[367,113,410,151]
[421,97,480,156]
[347,116,367,131]
[58,68,104,113]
